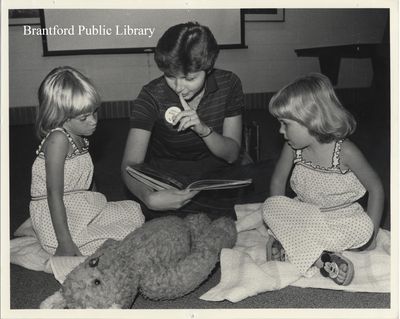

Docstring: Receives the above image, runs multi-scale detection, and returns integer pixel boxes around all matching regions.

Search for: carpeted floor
[8,96,391,309]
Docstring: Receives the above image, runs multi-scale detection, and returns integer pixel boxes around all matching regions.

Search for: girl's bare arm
[341,140,385,244]
[270,142,295,196]
[44,131,82,256]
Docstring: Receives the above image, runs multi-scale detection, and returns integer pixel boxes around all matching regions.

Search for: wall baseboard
[9,100,136,126]
[8,89,372,126]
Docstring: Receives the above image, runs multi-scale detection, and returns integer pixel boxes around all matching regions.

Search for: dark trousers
[140,188,239,221]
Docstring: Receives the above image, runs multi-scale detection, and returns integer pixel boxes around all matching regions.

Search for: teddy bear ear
[39,290,67,309]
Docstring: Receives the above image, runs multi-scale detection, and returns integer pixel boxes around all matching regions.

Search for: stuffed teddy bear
[40,213,237,309]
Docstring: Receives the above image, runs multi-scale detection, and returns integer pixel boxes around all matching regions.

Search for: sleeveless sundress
[29,128,145,255]
[262,140,374,276]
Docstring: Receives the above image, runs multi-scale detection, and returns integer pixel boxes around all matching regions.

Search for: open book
[126,164,252,191]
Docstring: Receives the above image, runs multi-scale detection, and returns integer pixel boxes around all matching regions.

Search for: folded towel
[10,236,53,273]
[200,203,391,302]
[10,218,87,283]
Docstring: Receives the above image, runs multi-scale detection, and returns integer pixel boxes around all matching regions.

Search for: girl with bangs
[30,66,144,256]
[262,73,384,286]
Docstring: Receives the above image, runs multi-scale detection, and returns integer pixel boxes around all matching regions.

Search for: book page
[128,164,187,188]
[187,178,252,191]
[126,166,178,191]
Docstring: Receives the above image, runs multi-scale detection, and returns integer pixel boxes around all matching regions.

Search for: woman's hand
[172,94,210,136]
[55,239,82,256]
[146,188,200,211]
[172,94,242,162]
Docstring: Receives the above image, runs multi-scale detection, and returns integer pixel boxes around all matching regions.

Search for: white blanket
[200,203,391,303]
[11,206,392,294]
[10,218,87,283]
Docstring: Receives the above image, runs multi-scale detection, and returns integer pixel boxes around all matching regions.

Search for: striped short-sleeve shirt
[129,69,244,162]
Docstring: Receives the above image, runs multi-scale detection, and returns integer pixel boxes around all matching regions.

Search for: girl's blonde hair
[36,66,101,138]
[269,73,356,143]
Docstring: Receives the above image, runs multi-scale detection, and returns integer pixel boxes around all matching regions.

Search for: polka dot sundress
[29,128,145,255]
[262,140,374,276]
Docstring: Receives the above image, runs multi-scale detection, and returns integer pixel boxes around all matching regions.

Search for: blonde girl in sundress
[30,66,144,256]
[262,73,384,285]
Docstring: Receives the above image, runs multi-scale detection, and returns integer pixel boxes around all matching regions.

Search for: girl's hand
[146,188,200,211]
[55,240,82,256]
[349,231,377,252]
[364,236,377,251]
[172,94,210,136]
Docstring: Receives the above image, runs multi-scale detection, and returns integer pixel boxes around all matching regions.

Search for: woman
[121,22,248,220]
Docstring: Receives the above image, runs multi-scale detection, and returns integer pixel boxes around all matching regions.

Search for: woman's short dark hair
[154,22,219,75]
